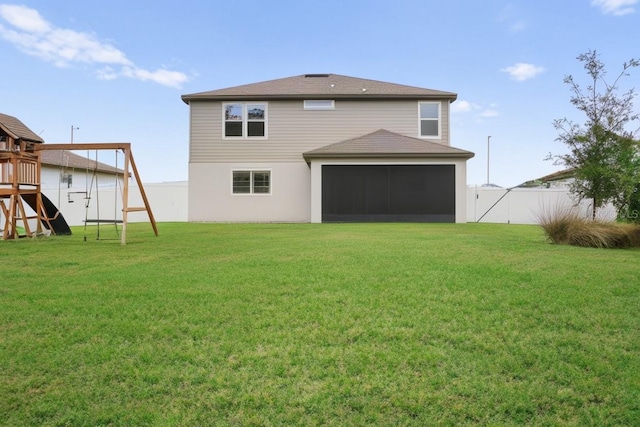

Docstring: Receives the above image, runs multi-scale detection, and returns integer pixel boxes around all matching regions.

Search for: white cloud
[591,0,637,15]
[479,109,499,118]
[0,4,188,88]
[501,62,546,81]
[451,100,474,113]
[122,67,190,89]
[451,100,498,120]
[0,4,49,32]
[96,67,118,81]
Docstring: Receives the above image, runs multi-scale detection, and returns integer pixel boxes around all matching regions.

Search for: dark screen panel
[322,165,455,222]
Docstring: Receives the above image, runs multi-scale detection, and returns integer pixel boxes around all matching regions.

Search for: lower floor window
[233,170,271,194]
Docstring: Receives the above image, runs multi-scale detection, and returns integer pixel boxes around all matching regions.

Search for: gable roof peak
[0,112,44,144]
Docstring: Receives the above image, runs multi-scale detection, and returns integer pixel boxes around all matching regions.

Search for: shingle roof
[519,168,575,188]
[0,113,44,143]
[41,150,125,175]
[182,74,457,103]
[303,129,475,160]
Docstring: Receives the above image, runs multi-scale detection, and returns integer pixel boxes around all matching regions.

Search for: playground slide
[21,193,72,235]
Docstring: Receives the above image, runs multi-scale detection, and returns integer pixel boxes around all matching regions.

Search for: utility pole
[486,135,491,185]
[71,125,79,143]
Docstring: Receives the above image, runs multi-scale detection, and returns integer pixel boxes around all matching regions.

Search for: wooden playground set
[0,113,157,245]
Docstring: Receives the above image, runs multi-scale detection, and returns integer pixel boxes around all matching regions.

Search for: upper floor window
[224,103,267,138]
[419,102,441,139]
[304,100,335,110]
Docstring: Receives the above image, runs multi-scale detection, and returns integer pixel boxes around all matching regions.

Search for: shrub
[538,206,640,248]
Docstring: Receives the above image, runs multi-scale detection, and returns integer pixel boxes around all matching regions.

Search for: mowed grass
[1,222,639,426]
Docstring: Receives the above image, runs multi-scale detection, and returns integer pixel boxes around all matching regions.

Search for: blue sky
[0,0,638,187]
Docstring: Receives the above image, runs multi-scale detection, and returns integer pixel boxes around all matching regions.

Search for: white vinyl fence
[467,186,617,224]
[3,182,619,230]
[41,181,188,227]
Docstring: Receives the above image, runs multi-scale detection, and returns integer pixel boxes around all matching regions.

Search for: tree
[609,133,640,221]
[551,50,640,220]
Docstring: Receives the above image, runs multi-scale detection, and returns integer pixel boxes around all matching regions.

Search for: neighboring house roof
[0,112,44,143]
[182,74,457,103]
[303,129,475,160]
[519,168,575,188]
[41,150,125,175]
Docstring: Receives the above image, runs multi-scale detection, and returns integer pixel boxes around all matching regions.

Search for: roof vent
[305,74,330,78]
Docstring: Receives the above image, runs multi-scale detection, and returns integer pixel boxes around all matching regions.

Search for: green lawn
[1,222,639,426]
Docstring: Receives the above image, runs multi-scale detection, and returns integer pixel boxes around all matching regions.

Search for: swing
[35,141,158,245]
[83,149,124,241]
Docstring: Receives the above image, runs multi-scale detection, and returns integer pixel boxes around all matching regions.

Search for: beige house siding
[189,99,451,163]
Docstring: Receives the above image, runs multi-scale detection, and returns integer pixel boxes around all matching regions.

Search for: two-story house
[182,74,474,223]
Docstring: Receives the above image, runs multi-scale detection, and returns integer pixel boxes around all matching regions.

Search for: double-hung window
[224,103,267,138]
[418,102,441,139]
[232,170,271,194]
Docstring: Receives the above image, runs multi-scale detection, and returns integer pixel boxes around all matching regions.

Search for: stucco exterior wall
[188,162,310,222]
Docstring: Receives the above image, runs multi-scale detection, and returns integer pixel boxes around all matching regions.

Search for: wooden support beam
[8,195,17,239]
[0,199,9,240]
[16,197,32,237]
[37,193,55,233]
[35,150,42,236]
[121,147,130,245]
[34,143,131,151]
[130,150,158,237]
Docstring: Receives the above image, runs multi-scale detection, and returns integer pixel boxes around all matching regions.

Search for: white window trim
[304,100,335,110]
[418,101,441,139]
[223,102,268,140]
[231,169,272,195]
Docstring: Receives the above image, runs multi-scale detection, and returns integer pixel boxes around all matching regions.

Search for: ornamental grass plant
[538,205,640,248]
